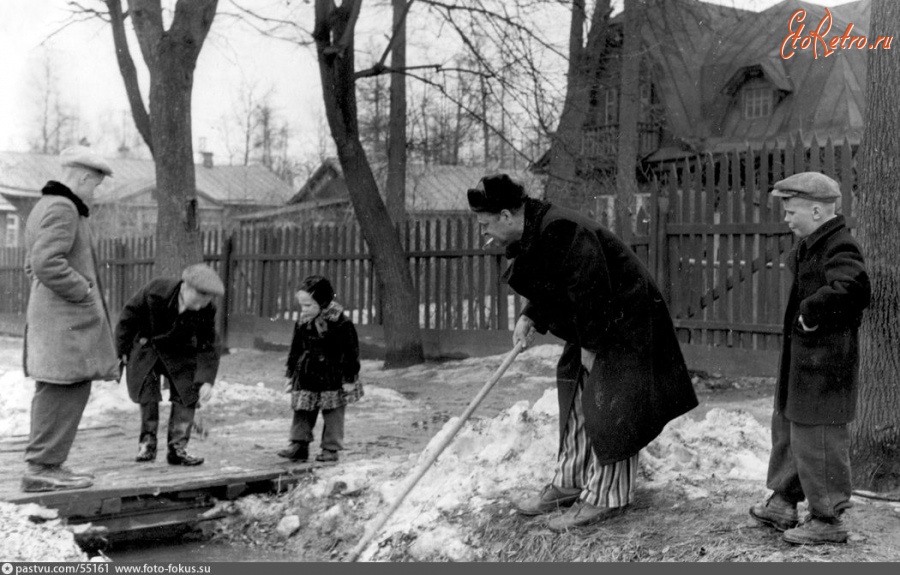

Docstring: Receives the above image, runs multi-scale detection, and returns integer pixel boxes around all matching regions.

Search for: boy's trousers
[766,409,852,520]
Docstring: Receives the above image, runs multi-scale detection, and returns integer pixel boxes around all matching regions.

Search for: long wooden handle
[345,341,526,562]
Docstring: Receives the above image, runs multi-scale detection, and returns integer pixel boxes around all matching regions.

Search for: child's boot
[277,441,309,462]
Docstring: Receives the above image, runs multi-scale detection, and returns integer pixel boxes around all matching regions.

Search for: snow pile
[299,388,771,561]
[0,502,86,562]
[642,407,770,488]
[0,369,288,436]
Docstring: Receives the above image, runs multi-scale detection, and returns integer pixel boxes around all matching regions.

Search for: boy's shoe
[277,442,309,462]
[167,448,204,466]
[315,449,339,462]
[135,442,157,462]
[783,516,848,545]
[749,493,799,531]
[547,501,626,532]
[516,484,582,516]
[21,463,93,492]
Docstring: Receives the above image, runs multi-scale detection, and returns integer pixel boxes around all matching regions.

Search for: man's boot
[21,463,93,492]
[166,401,201,465]
[277,441,309,462]
[167,447,204,466]
[136,441,157,462]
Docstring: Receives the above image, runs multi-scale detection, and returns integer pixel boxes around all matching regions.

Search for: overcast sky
[0,0,859,168]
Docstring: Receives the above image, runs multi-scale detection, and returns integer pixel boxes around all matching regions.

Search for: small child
[278,275,362,463]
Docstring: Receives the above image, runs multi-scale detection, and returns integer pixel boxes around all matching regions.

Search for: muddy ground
[3,337,898,562]
[204,346,899,563]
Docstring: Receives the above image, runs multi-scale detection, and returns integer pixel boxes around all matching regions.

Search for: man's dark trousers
[766,409,852,521]
[138,362,195,452]
[25,380,92,466]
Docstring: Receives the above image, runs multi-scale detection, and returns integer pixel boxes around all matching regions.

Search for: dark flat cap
[467,174,527,213]
[182,264,225,296]
[59,146,113,177]
[771,172,841,203]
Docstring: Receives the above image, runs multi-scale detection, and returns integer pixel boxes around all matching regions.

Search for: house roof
[0,150,294,209]
[288,160,545,214]
[699,0,869,145]
[631,0,751,144]
[597,0,871,163]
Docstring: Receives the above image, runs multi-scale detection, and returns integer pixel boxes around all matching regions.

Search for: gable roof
[629,0,751,144]
[0,151,294,209]
[698,0,869,146]
[289,160,544,214]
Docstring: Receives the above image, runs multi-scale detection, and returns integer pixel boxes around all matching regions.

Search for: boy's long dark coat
[115,278,220,406]
[504,199,697,465]
[777,215,870,425]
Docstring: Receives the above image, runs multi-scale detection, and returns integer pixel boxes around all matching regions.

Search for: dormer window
[743,84,773,119]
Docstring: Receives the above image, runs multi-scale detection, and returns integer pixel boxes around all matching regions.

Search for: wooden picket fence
[0,133,857,355]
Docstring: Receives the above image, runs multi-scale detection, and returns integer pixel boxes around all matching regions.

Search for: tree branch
[103,0,153,154]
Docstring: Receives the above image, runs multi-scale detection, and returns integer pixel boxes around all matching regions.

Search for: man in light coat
[21,146,120,493]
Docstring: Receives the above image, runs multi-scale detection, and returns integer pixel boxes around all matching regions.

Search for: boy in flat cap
[115,263,225,466]
[21,146,119,492]
[468,174,697,530]
[750,171,871,545]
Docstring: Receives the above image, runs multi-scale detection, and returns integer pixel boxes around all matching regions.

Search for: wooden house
[0,151,294,240]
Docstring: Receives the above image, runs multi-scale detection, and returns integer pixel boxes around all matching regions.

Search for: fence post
[219,233,234,347]
[655,193,671,305]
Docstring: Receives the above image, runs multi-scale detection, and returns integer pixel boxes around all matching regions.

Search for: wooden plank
[466,217,475,330]
[673,319,782,334]
[455,217,464,330]
[704,156,717,346]
[423,219,432,329]
[841,137,853,218]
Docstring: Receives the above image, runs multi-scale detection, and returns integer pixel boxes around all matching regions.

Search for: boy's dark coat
[777,215,870,424]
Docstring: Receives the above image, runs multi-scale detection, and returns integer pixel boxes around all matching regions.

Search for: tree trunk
[314,0,424,368]
[108,0,217,276]
[545,0,612,211]
[150,48,204,277]
[850,0,900,493]
[615,0,641,242]
[386,0,407,225]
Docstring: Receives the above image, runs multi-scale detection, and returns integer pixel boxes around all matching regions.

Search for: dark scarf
[41,181,90,217]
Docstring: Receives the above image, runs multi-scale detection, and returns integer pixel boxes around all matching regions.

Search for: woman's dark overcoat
[504,199,698,465]
[777,215,870,425]
[115,278,220,406]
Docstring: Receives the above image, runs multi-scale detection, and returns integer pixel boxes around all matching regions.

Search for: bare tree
[28,49,79,155]
[385,0,410,224]
[313,0,424,367]
[102,0,218,276]
[544,0,613,210]
[852,0,900,493]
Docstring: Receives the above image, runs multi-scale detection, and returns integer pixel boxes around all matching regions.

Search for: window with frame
[743,86,773,119]
[5,214,19,248]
